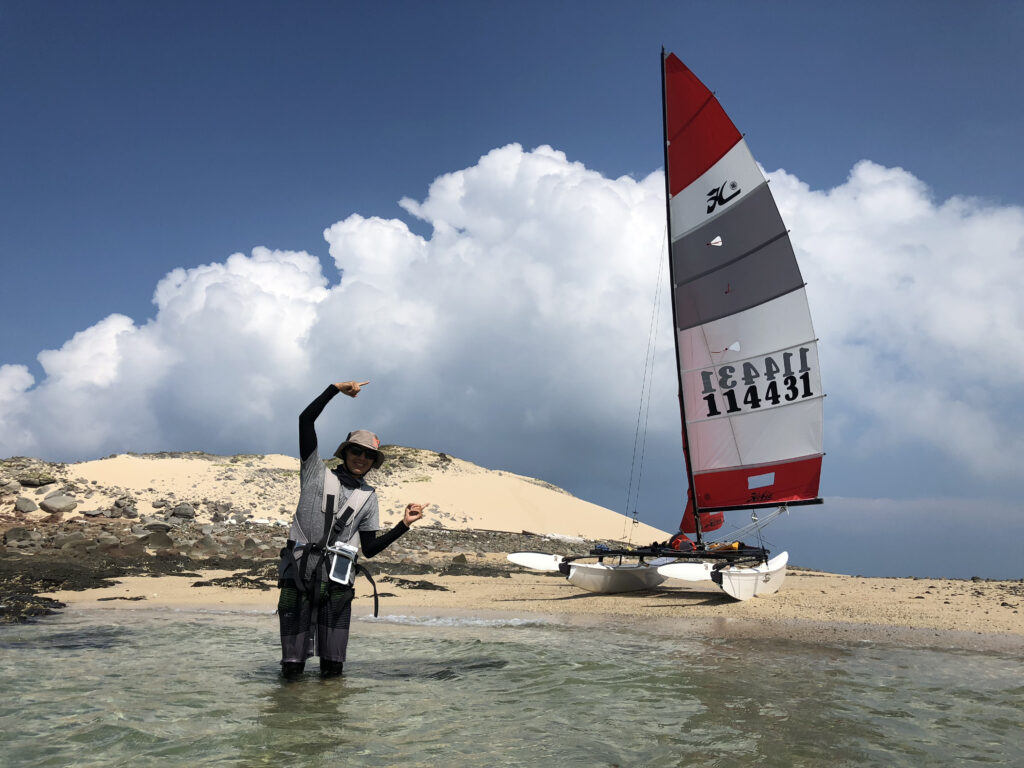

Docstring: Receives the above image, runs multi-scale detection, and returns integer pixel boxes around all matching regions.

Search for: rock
[53,531,87,548]
[170,503,195,520]
[40,495,78,515]
[0,594,65,621]
[189,535,220,558]
[144,521,172,533]
[151,500,167,508]
[3,527,32,544]
[117,540,147,557]
[14,497,38,513]
[387,577,450,591]
[218,540,242,557]
[18,471,57,488]
[34,483,57,496]
[81,509,106,517]
[451,554,468,564]
[146,531,175,549]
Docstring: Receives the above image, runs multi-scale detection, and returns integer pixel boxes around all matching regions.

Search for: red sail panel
[664,53,742,196]
[692,456,823,510]
[679,495,725,534]
[677,445,725,534]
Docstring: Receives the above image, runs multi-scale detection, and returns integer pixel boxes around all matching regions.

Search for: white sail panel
[677,289,815,371]
[687,398,823,472]
[669,139,766,241]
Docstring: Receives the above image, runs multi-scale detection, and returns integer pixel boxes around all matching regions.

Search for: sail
[679,488,724,534]
[663,53,823,511]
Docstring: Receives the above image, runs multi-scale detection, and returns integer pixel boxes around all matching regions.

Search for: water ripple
[0,612,1021,767]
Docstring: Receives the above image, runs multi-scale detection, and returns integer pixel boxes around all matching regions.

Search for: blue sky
[2,1,1023,578]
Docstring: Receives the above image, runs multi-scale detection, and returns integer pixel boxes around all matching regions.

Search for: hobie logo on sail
[707,180,740,214]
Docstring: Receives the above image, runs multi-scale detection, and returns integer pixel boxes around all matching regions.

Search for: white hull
[715,552,788,601]
[566,561,667,593]
[506,552,563,572]
[656,560,716,581]
[508,550,789,599]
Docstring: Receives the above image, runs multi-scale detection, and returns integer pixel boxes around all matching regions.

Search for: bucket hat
[334,430,385,469]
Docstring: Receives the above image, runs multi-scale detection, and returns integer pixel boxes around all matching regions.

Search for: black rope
[622,230,667,543]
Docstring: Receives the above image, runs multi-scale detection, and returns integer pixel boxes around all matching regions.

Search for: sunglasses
[346,446,379,461]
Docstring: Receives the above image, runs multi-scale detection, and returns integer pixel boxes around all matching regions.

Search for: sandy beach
[42,562,1024,654]
[3,450,1022,653]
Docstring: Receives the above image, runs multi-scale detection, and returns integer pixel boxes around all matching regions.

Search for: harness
[281,468,380,617]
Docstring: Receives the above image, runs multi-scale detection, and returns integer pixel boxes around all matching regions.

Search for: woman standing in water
[278,379,428,679]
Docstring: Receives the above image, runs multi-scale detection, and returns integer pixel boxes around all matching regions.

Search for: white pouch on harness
[326,541,359,586]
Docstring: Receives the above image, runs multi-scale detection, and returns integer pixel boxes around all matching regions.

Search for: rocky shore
[0,454,623,622]
[0,517,616,623]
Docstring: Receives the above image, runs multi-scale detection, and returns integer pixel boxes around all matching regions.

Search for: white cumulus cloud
[1,145,1022,520]
[772,160,1024,479]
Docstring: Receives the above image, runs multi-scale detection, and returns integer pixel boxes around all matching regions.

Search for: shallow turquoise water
[0,609,1021,767]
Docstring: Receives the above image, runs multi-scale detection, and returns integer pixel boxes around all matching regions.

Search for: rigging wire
[622,226,669,545]
[706,505,789,548]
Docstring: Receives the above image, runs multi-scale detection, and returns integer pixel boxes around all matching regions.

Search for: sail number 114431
[700,348,814,418]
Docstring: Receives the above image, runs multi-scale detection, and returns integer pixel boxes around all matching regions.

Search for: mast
[660,47,704,547]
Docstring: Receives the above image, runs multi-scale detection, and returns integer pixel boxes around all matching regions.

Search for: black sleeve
[299,385,341,462]
[360,521,410,559]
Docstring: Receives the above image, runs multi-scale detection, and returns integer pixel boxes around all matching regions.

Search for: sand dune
[55,448,671,542]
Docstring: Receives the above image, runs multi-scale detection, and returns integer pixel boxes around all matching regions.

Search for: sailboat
[509,50,824,600]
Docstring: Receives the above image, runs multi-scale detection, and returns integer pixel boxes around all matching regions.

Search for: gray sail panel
[673,236,804,331]
[671,182,792,285]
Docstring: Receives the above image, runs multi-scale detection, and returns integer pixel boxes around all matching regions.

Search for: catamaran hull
[506,552,563,572]
[714,552,788,601]
[566,562,667,593]
[507,550,788,598]
[507,552,667,593]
